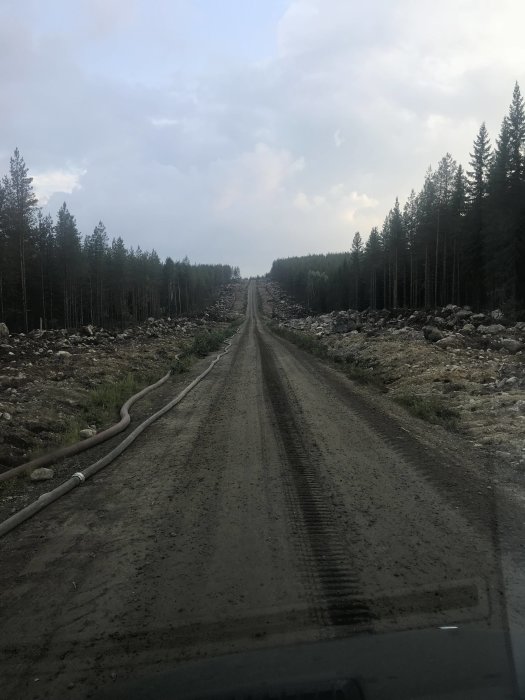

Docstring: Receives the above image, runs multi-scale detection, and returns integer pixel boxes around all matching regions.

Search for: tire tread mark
[257,325,370,628]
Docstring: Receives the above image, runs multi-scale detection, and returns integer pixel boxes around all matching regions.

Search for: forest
[0,151,239,332]
[271,83,525,317]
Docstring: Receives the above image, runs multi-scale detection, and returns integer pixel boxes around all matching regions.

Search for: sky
[1,0,524,277]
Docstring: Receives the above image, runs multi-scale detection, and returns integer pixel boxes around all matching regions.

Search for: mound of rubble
[0,283,244,470]
[264,280,525,470]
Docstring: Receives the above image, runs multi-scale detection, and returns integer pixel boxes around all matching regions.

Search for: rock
[477,324,506,335]
[511,400,525,414]
[454,309,472,321]
[30,467,54,481]
[443,304,460,315]
[435,335,465,349]
[471,313,488,324]
[81,325,95,336]
[500,339,523,354]
[0,322,8,339]
[423,326,445,342]
[334,317,356,333]
[79,428,97,439]
[491,309,504,320]
[2,412,12,421]
[56,350,72,359]
[461,323,475,333]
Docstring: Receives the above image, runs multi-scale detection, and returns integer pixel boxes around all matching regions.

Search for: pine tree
[450,165,466,303]
[467,122,492,206]
[55,203,82,327]
[35,212,54,328]
[4,149,38,330]
[403,190,418,306]
[365,227,382,308]
[434,153,457,305]
[350,232,363,309]
[508,82,525,188]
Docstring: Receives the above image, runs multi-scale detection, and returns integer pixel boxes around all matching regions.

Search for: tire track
[273,332,499,534]
[256,324,370,629]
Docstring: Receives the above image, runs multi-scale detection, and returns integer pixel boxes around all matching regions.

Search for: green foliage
[188,330,228,357]
[60,371,164,444]
[181,319,242,359]
[171,355,191,374]
[394,394,460,429]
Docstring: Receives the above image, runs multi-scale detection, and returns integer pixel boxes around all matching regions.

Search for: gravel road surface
[0,280,523,698]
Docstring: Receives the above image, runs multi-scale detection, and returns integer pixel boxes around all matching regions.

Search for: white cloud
[33,167,86,205]
[214,143,305,211]
[293,185,378,225]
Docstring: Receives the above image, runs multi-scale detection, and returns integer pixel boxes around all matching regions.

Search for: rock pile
[268,287,525,356]
[0,282,243,471]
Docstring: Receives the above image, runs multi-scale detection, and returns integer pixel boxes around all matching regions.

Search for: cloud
[32,167,87,205]
[214,143,305,210]
[1,0,524,276]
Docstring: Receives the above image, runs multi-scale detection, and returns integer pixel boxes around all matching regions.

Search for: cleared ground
[0,280,523,698]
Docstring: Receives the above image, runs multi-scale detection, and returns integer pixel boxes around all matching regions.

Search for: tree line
[271,83,525,316]
[0,150,239,332]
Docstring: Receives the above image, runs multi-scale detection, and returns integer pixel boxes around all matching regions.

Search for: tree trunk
[434,207,440,308]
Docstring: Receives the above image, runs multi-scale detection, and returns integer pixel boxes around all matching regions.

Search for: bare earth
[0,280,524,698]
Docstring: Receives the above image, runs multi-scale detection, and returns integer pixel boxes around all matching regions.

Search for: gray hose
[0,369,173,483]
[0,338,234,538]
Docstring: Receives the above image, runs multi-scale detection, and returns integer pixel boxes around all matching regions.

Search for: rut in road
[256,322,371,628]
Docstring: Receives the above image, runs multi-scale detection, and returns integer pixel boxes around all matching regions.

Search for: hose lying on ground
[0,338,235,538]
[0,369,174,483]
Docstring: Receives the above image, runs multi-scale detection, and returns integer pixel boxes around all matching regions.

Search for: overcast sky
[1,0,524,276]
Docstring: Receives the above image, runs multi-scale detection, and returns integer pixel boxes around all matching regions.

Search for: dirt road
[0,280,523,698]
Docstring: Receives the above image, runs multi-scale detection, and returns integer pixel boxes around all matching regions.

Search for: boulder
[30,467,54,481]
[56,350,72,359]
[0,322,9,339]
[81,325,94,336]
[435,335,465,349]
[454,309,472,321]
[477,324,506,335]
[79,428,97,439]
[500,338,523,354]
[423,326,445,342]
[443,304,460,315]
[461,323,475,333]
[491,309,504,320]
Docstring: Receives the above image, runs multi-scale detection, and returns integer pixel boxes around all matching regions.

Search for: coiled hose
[0,369,173,483]
[0,337,234,537]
